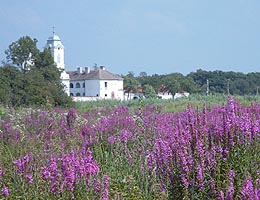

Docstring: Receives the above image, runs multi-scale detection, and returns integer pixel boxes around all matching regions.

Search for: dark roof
[67,69,123,81]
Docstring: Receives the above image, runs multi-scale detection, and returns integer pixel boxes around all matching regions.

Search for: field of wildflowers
[0,96,260,199]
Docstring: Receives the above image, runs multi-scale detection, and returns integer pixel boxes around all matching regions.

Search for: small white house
[68,66,124,100]
[174,91,190,99]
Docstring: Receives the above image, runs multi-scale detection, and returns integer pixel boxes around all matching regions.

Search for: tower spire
[52,26,55,35]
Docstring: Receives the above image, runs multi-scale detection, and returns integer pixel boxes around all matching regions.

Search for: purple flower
[229,170,235,180]
[13,154,30,174]
[196,164,204,189]
[102,175,110,200]
[103,175,109,187]
[0,168,3,177]
[1,187,9,197]
[119,129,133,143]
[226,182,234,199]
[107,135,117,145]
[26,173,34,184]
[67,107,77,128]
[41,166,50,179]
[218,190,224,200]
[146,150,155,171]
[241,175,255,199]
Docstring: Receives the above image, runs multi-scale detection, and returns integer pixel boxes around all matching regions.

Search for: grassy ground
[74,94,260,113]
[0,94,260,199]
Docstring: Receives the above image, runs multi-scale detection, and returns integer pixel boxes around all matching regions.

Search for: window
[76,83,80,88]
[105,94,107,97]
[70,93,74,96]
[105,82,107,87]
[70,83,74,88]
[83,83,85,88]
[83,93,85,96]
[76,93,80,96]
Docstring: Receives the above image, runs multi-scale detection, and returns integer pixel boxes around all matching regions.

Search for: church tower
[45,27,70,96]
[45,27,65,70]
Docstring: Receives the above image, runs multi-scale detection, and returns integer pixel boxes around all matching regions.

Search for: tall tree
[123,72,139,100]
[5,36,40,71]
[143,84,157,98]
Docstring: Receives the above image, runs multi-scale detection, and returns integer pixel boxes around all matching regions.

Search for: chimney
[100,66,106,70]
[77,66,83,74]
[85,67,90,74]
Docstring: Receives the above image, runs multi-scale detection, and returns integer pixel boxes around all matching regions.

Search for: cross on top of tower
[52,26,55,35]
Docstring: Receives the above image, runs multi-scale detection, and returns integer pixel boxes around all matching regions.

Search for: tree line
[123,69,260,98]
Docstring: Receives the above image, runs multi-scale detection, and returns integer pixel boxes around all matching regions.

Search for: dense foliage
[0,97,260,199]
[1,36,72,107]
[123,70,260,97]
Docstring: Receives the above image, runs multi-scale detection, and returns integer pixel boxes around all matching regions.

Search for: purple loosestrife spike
[241,175,255,199]
[13,154,30,174]
[146,150,155,171]
[0,168,3,177]
[119,129,133,143]
[229,170,235,180]
[67,107,77,128]
[196,164,204,189]
[218,190,224,200]
[107,135,116,145]
[26,173,33,184]
[102,175,110,200]
[1,187,9,197]
[41,166,50,179]
[226,170,235,200]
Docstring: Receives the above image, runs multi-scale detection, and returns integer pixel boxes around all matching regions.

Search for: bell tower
[45,27,65,70]
[45,27,70,96]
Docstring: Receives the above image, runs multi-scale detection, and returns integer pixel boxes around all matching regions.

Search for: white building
[68,66,124,100]
[174,91,190,99]
[45,30,123,100]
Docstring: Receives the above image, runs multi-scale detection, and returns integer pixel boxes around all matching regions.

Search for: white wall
[70,80,85,96]
[85,80,100,97]
[69,79,124,100]
[99,80,124,100]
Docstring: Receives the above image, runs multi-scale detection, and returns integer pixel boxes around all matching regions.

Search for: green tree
[123,72,139,99]
[143,84,157,98]
[0,65,27,106]
[163,73,183,95]
[5,36,40,71]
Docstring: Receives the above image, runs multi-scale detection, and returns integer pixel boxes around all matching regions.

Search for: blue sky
[1,0,260,75]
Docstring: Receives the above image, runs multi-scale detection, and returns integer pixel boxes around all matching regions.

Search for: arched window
[76,93,80,96]
[70,93,74,96]
[76,83,80,88]
[70,83,74,88]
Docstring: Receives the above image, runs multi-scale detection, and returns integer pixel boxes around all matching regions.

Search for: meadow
[0,95,260,199]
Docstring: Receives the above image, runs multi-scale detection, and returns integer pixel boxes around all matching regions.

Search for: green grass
[74,94,260,114]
